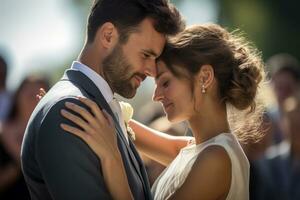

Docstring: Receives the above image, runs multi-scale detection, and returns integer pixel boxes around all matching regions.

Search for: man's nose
[144,59,157,77]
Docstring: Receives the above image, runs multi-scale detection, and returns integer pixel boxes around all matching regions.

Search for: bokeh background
[1,0,300,110]
[1,1,300,199]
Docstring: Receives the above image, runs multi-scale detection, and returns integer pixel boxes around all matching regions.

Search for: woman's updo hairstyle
[159,24,266,142]
[159,24,264,110]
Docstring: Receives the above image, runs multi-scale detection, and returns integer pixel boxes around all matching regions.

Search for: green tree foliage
[218,0,300,61]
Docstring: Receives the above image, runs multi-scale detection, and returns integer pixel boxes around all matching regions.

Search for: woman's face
[153,61,195,123]
[18,81,47,119]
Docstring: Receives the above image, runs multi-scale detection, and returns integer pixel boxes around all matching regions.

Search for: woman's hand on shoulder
[36,88,46,101]
[60,97,120,160]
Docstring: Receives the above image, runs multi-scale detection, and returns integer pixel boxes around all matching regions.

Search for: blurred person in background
[242,114,275,200]
[0,75,49,199]
[0,54,11,122]
[243,54,300,200]
[266,53,300,144]
[264,91,300,200]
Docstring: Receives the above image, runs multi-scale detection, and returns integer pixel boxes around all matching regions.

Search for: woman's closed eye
[162,80,169,88]
[158,77,170,88]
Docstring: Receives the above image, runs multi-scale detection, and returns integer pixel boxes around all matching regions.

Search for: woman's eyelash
[162,80,169,87]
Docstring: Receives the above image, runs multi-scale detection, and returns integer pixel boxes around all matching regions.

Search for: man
[267,54,300,144]
[21,0,184,199]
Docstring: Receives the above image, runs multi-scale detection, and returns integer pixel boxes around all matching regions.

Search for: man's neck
[78,44,104,77]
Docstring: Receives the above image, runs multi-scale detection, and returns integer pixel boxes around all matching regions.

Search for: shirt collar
[71,61,114,103]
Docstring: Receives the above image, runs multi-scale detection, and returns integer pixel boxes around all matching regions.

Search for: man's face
[103,18,166,98]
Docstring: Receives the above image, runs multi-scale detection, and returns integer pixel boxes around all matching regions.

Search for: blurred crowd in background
[1,0,300,199]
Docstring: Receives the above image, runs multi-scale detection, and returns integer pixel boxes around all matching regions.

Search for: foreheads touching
[156,24,265,111]
[154,24,266,142]
[86,0,185,79]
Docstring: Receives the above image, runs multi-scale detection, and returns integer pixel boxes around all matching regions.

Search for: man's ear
[196,64,214,89]
[95,22,119,49]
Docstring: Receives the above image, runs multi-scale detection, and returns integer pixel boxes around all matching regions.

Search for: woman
[59,24,265,199]
[1,75,49,199]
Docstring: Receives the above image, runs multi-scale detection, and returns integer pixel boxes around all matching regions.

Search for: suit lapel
[61,70,127,141]
[61,70,150,197]
[129,139,152,199]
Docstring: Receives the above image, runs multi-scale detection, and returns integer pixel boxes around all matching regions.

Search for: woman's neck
[188,103,230,145]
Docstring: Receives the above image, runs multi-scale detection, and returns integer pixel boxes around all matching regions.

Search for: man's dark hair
[87,0,185,43]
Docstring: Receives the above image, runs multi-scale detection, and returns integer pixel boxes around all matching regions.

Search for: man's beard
[102,44,145,98]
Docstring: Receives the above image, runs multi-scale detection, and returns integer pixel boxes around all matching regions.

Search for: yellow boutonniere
[119,101,135,141]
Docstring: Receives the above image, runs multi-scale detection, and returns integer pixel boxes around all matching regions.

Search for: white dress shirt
[152,133,250,200]
[71,61,129,143]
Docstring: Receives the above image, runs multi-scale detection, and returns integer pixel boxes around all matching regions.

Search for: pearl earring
[201,85,206,94]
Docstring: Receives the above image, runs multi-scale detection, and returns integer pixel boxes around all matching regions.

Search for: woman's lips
[163,102,173,111]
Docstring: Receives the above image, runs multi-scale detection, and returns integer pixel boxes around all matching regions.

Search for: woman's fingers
[36,94,42,101]
[60,123,87,141]
[77,97,106,123]
[64,102,98,128]
[36,88,47,101]
[61,123,112,159]
[103,110,115,128]
[60,109,94,134]
[39,88,46,96]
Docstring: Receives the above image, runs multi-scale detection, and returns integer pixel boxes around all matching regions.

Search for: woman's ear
[196,64,214,91]
[95,22,119,49]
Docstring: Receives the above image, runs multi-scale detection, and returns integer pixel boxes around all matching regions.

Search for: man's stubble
[102,43,140,98]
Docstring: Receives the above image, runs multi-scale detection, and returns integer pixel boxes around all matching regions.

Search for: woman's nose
[152,86,162,102]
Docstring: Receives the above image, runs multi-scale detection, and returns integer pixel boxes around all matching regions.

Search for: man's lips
[133,75,146,86]
[133,76,142,86]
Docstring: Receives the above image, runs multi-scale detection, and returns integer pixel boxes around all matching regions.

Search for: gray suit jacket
[21,69,152,200]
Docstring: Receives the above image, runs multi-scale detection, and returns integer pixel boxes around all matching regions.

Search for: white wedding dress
[151,133,249,200]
